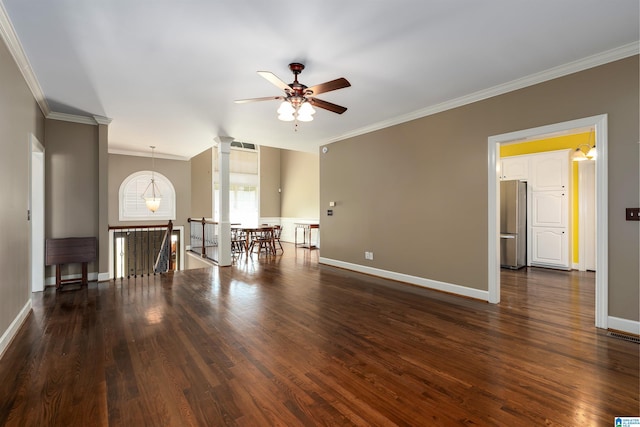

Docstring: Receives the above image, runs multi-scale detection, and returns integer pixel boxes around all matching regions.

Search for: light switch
[626,208,640,221]
[329,201,336,207]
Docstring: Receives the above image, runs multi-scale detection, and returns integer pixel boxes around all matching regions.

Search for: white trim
[29,134,45,293]
[0,1,49,116]
[326,42,638,146]
[118,171,176,221]
[488,114,609,329]
[108,148,190,161]
[320,257,489,301]
[0,300,31,359]
[44,272,110,284]
[46,112,112,126]
[577,160,596,272]
[45,272,100,287]
[608,317,640,336]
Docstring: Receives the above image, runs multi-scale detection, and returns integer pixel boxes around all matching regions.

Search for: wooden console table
[294,223,319,249]
[45,237,97,290]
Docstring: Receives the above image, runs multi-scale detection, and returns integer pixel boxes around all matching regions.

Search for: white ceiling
[2,0,638,159]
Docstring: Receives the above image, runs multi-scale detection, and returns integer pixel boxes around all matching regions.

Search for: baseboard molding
[45,272,101,287]
[608,316,640,335]
[0,299,32,359]
[319,257,489,302]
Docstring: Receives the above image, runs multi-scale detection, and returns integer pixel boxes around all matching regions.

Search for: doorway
[30,134,45,293]
[487,115,608,328]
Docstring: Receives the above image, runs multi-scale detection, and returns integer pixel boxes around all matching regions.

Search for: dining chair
[231,228,246,258]
[249,228,274,256]
[273,225,284,254]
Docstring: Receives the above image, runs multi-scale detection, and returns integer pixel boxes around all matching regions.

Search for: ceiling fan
[234,62,350,123]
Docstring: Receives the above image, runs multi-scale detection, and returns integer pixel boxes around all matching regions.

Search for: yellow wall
[501,132,592,265]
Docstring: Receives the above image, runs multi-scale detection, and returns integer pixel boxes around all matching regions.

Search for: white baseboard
[608,316,640,335]
[319,257,489,301]
[0,299,32,359]
[319,258,640,335]
[45,272,102,287]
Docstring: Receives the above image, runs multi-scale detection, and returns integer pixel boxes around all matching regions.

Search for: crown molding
[46,111,111,126]
[108,148,190,161]
[93,115,112,125]
[327,41,639,144]
[0,0,50,116]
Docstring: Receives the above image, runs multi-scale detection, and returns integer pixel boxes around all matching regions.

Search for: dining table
[232,225,275,257]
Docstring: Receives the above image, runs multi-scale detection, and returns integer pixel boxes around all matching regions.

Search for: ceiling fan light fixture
[277,100,295,115]
[235,62,350,128]
[298,102,315,116]
[278,112,295,121]
[297,113,314,122]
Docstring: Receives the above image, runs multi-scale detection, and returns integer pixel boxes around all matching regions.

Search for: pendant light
[142,146,162,212]
[572,129,596,162]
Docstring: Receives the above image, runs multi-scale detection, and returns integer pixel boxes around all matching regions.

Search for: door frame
[29,134,45,293]
[578,160,596,271]
[487,114,608,328]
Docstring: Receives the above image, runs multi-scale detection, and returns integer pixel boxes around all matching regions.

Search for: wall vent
[607,331,640,344]
[230,141,256,150]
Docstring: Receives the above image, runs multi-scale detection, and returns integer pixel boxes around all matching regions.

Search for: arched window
[119,171,176,221]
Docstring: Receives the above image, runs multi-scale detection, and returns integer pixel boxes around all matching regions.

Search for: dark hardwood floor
[0,244,637,426]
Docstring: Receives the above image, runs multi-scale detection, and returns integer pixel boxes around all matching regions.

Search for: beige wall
[191,148,213,218]
[0,36,45,350]
[44,119,101,277]
[260,146,281,218]
[109,154,191,229]
[281,150,319,218]
[45,120,99,239]
[321,56,639,321]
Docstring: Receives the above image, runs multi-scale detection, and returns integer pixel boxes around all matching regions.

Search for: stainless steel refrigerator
[500,180,526,269]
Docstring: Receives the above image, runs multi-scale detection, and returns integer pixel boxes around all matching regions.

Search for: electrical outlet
[364,251,374,260]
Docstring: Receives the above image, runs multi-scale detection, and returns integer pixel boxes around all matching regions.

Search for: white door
[30,136,45,292]
[531,227,569,268]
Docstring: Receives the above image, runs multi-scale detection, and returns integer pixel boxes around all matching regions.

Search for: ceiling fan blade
[234,96,283,104]
[305,78,351,96]
[309,98,348,114]
[257,71,292,92]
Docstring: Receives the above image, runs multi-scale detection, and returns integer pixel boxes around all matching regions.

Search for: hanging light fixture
[277,97,316,123]
[572,129,596,162]
[142,146,162,212]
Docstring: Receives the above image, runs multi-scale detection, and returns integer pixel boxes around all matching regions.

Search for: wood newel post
[201,217,206,257]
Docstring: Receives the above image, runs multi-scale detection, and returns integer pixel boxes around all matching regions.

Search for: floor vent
[607,331,640,344]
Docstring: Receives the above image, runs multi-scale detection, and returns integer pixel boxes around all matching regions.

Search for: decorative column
[215,136,233,266]
[94,115,112,280]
